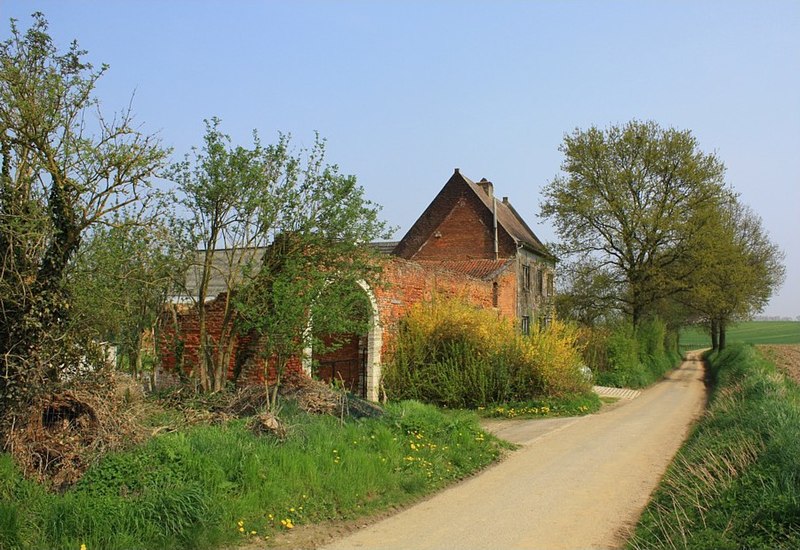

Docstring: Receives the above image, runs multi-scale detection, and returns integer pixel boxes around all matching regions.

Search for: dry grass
[758,344,800,384]
[3,372,149,490]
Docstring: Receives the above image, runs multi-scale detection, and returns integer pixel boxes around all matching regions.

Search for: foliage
[68,217,190,380]
[0,13,167,410]
[382,297,590,407]
[628,345,800,549]
[541,120,728,327]
[167,120,390,396]
[0,400,505,550]
[582,318,679,388]
[683,197,785,350]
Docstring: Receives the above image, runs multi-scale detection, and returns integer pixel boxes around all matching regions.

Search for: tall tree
[233,150,390,406]
[540,120,728,327]
[0,14,166,408]
[168,122,390,393]
[686,197,785,349]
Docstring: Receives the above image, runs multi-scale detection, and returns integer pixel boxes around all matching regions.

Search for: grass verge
[0,399,509,550]
[478,391,602,419]
[627,344,800,549]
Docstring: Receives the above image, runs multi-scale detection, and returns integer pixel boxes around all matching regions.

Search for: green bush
[585,318,679,388]
[382,297,590,407]
[628,344,800,549]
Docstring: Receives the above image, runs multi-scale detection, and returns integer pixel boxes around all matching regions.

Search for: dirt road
[320,353,707,550]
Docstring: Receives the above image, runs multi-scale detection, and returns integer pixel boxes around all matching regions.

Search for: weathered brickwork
[156,294,304,388]
[375,257,515,356]
[156,169,553,401]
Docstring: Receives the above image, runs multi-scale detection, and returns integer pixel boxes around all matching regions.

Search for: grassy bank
[680,320,800,350]
[628,344,800,549]
[0,400,508,550]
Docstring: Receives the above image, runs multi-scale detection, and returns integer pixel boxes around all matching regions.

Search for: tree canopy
[168,120,391,393]
[541,120,729,327]
[1,13,167,407]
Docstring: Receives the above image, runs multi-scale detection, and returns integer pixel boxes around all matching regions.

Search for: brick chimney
[478,177,493,199]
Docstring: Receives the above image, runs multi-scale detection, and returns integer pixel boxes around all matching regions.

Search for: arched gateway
[303,280,382,401]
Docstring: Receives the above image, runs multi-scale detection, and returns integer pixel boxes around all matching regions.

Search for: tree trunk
[719,320,727,351]
[710,319,719,350]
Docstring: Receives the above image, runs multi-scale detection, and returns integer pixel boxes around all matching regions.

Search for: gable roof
[394,169,554,260]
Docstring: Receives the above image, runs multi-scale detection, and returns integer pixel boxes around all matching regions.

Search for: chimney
[502,196,509,204]
[454,167,460,174]
[478,177,493,198]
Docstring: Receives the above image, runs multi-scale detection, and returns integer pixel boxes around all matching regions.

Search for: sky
[2,0,798,318]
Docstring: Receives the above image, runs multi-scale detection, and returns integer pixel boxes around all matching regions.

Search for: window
[521,315,530,336]
[492,282,499,307]
[522,265,531,290]
[546,273,554,297]
[536,269,544,295]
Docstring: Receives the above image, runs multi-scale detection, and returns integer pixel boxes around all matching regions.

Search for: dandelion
[290,507,295,513]
[80,545,87,550]
[250,530,257,535]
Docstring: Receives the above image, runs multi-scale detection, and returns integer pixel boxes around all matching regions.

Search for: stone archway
[302,279,382,401]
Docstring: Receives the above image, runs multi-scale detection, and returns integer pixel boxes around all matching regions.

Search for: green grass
[627,344,800,549]
[478,391,602,419]
[680,320,800,350]
[0,400,508,550]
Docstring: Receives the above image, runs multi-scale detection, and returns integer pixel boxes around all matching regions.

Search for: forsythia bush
[382,297,589,407]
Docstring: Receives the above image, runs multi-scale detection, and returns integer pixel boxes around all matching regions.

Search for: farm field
[679,320,800,350]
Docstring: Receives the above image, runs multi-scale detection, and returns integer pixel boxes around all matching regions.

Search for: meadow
[679,320,800,350]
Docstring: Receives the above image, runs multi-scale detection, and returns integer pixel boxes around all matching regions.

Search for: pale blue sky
[3,1,798,317]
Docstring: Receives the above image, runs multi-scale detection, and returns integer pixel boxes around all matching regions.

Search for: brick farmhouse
[157,169,555,401]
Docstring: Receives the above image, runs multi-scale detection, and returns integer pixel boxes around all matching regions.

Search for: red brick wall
[374,257,516,357]
[157,257,518,389]
[413,197,494,260]
[157,294,304,388]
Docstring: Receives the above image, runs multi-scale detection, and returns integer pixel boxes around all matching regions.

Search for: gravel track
[318,352,707,550]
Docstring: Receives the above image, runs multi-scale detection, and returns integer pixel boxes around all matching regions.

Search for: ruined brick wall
[156,293,304,389]
[156,256,517,391]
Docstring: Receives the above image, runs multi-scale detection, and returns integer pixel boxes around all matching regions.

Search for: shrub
[382,297,589,407]
[584,318,679,388]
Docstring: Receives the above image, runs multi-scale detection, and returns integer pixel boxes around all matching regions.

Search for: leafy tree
[166,119,281,392]
[540,120,728,327]
[233,155,390,406]
[168,122,390,394]
[0,14,166,408]
[69,213,191,381]
[685,197,785,349]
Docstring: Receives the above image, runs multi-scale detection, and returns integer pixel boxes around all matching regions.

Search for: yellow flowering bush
[384,296,589,407]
